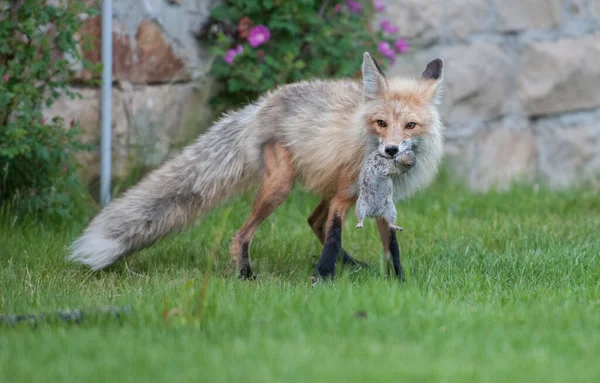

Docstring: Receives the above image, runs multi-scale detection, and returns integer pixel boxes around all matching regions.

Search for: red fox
[69,53,445,281]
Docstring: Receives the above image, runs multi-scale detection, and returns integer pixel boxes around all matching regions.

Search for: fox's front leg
[376,217,406,281]
[312,195,354,282]
[308,199,365,267]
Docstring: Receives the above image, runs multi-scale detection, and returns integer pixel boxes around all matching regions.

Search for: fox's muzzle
[380,139,413,158]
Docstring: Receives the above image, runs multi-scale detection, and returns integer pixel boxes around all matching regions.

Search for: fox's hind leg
[231,142,295,279]
[308,199,366,267]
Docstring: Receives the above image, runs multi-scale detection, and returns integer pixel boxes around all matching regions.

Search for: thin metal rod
[100,0,113,207]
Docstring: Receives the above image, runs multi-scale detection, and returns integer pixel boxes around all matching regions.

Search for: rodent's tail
[69,106,262,270]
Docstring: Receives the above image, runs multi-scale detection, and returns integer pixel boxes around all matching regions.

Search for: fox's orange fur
[69,53,445,280]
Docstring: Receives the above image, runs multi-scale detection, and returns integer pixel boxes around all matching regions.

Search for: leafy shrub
[199,0,409,115]
[0,0,99,218]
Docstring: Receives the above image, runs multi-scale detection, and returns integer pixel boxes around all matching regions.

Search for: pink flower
[373,0,385,11]
[378,41,395,62]
[62,165,68,173]
[248,25,271,48]
[380,19,398,34]
[224,45,244,65]
[394,39,409,53]
[41,118,46,124]
[70,118,76,127]
[224,49,238,64]
[3,74,8,82]
[347,0,362,14]
[333,3,343,13]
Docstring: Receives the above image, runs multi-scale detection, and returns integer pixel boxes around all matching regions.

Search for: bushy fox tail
[69,106,262,270]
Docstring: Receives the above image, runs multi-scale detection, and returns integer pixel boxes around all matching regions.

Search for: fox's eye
[406,122,416,129]
[377,120,387,128]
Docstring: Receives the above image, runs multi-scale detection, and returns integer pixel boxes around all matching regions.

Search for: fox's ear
[362,52,387,101]
[421,58,444,105]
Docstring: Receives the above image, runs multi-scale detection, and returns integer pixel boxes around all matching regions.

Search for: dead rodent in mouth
[355,150,416,231]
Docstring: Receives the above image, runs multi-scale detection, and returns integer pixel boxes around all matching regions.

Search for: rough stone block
[518,34,600,116]
[439,43,513,125]
[494,0,562,32]
[447,0,489,37]
[535,117,600,188]
[469,126,537,191]
[594,0,600,19]
[43,83,200,185]
[384,0,442,46]
[77,17,188,83]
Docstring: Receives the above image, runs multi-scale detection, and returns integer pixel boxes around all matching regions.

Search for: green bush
[0,0,99,218]
[200,0,409,115]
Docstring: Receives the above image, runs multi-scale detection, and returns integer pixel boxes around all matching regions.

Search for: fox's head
[360,52,444,160]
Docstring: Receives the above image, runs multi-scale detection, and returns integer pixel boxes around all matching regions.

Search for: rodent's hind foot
[390,225,404,231]
[355,222,364,229]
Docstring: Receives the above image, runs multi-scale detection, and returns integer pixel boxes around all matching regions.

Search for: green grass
[2,174,600,382]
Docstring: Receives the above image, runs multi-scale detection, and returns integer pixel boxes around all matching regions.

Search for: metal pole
[100,0,113,207]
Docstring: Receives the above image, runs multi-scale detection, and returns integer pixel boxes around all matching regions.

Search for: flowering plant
[0,0,97,218]
[199,0,409,115]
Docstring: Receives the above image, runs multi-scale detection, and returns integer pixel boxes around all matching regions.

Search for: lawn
[2,173,600,382]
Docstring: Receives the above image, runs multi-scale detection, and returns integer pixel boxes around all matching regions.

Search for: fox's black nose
[385,145,399,157]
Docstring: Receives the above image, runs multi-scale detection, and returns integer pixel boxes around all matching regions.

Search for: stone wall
[45,0,600,193]
[385,0,600,189]
[45,0,220,190]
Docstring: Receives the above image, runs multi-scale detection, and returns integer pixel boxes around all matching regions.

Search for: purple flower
[224,44,245,65]
[347,0,362,14]
[373,0,385,11]
[378,41,395,62]
[248,25,271,48]
[224,48,238,64]
[394,38,409,53]
[380,19,398,34]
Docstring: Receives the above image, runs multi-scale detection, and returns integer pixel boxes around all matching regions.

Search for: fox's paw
[237,260,255,280]
[313,263,336,283]
[311,275,319,286]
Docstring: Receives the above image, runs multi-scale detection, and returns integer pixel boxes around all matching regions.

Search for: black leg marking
[238,242,254,279]
[308,202,364,269]
[314,216,343,281]
[389,229,406,282]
